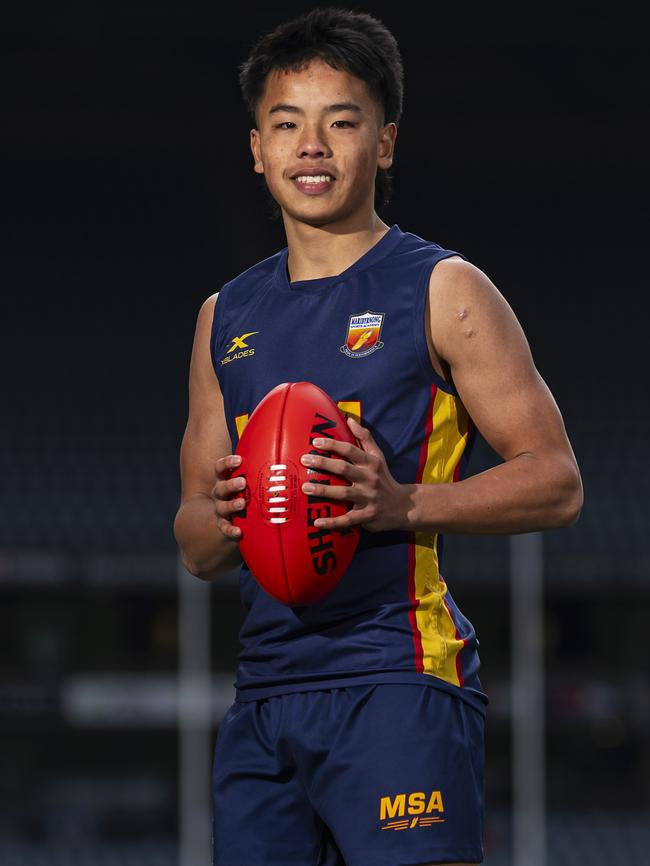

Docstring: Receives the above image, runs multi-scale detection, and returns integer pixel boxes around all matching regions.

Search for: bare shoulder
[199,290,220,322]
[190,290,221,397]
[179,289,231,502]
[427,255,526,366]
[193,290,221,358]
[426,255,578,468]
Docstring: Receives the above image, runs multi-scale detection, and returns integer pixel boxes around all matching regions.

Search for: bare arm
[409,258,584,534]
[173,292,244,580]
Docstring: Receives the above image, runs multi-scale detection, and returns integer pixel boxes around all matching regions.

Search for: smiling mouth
[291,175,336,195]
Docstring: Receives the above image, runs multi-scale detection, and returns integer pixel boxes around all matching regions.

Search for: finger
[214,497,244,538]
[214,472,247,500]
[312,508,364,530]
[227,494,247,514]
[218,517,242,540]
[215,454,242,478]
[300,452,361,479]
[310,437,365,461]
[345,416,382,457]
[214,485,247,515]
[212,455,245,499]
[347,416,367,432]
[301,480,360,500]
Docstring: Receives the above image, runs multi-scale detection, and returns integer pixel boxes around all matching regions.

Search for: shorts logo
[379,790,445,830]
[340,311,385,358]
[221,331,259,366]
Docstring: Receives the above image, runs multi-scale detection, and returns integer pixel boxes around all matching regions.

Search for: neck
[283,216,390,283]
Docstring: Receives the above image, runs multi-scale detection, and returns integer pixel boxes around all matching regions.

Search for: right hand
[211,454,246,540]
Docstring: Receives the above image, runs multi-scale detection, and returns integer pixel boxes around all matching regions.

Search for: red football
[227,381,361,605]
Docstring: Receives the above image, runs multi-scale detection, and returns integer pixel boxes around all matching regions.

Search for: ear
[377,121,397,170]
[250,128,264,174]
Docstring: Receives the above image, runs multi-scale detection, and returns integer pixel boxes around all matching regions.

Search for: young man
[173,7,583,866]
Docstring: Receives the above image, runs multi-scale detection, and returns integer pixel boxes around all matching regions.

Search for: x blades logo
[221,331,259,366]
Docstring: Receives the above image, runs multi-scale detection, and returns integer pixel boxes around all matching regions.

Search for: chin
[282,201,348,228]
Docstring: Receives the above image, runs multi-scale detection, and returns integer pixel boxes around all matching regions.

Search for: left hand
[300,416,415,533]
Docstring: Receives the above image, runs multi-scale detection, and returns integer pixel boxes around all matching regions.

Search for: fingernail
[303,483,315,493]
[232,455,242,464]
[313,438,325,446]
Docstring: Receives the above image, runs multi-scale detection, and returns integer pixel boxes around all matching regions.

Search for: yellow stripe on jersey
[412,389,471,687]
[336,400,362,424]
[235,413,249,442]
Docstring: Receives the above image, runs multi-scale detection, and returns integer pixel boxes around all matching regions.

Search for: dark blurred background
[2,3,649,865]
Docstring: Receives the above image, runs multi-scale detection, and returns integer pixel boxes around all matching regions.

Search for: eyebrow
[268,102,363,116]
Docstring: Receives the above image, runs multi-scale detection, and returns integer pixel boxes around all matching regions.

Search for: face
[249,57,397,228]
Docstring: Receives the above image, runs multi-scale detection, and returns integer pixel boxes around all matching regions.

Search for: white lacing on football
[268,464,288,523]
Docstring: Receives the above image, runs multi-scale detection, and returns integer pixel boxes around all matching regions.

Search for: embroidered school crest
[340,311,385,358]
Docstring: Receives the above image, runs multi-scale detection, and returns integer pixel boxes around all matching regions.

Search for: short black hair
[237,5,404,216]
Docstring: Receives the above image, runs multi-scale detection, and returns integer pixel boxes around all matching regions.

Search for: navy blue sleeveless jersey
[210,223,488,716]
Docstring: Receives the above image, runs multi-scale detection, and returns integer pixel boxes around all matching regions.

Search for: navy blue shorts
[212,683,485,866]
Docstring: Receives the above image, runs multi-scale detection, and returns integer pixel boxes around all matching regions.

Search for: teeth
[295,175,334,183]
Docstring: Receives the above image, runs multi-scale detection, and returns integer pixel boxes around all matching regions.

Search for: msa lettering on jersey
[221,331,258,366]
[379,791,445,831]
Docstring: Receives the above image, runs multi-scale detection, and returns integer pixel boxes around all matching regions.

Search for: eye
[275,120,355,130]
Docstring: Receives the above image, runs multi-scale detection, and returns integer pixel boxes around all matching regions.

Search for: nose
[296,122,333,159]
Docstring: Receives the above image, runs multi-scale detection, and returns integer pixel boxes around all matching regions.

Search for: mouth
[291,174,336,196]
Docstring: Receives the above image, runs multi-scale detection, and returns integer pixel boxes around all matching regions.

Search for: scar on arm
[456,307,476,337]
